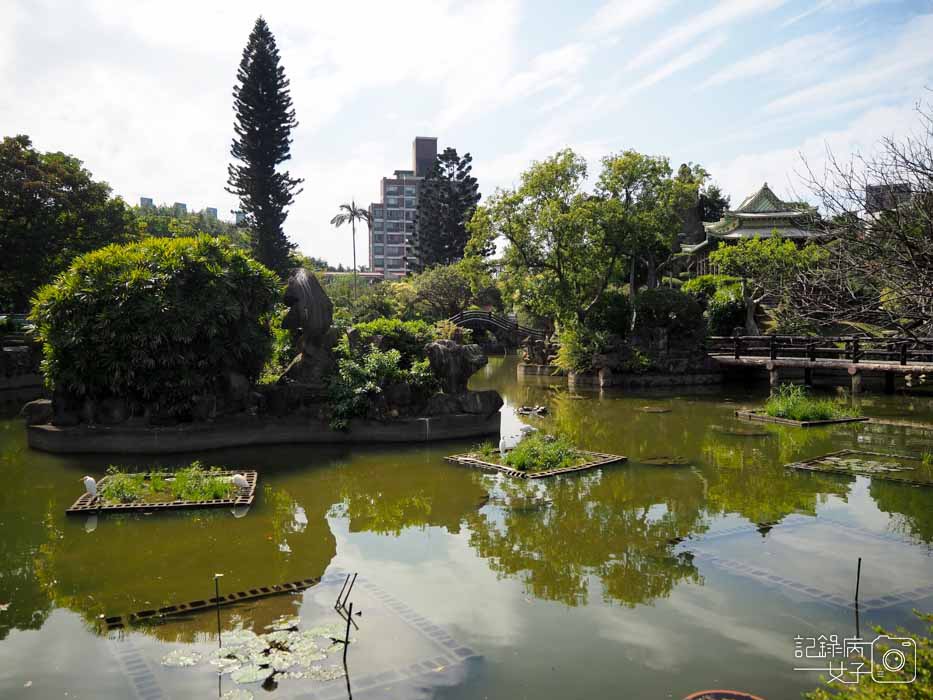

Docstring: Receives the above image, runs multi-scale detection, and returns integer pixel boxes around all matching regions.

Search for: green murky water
[1,355,932,699]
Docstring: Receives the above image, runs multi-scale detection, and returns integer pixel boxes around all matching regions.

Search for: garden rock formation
[279,268,339,392]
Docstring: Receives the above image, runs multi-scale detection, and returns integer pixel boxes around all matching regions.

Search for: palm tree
[330,200,370,297]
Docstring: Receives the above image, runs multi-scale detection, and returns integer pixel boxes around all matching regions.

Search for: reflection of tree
[870,480,933,545]
[327,454,486,536]
[466,468,708,607]
[702,426,850,524]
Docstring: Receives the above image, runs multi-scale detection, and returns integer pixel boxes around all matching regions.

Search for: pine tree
[412,148,480,271]
[226,17,303,278]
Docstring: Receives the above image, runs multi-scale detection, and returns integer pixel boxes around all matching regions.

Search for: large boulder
[21,399,52,426]
[424,340,487,394]
[280,268,338,391]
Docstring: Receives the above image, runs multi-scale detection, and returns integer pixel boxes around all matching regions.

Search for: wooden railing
[709,335,933,365]
[448,311,548,341]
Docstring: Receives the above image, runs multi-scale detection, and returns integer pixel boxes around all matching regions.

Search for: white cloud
[698,30,852,89]
[708,102,922,207]
[765,13,933,113]
[630,34,727,92]
[583,0,671,38]
[625,0,787,72]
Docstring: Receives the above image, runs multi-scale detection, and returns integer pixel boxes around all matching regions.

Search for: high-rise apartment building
[368,137,437,277]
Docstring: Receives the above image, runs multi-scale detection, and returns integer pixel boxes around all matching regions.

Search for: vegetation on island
[30,235,280,418]
[99,462,237,504]
[764,384,861,422]
[473,433,586,473]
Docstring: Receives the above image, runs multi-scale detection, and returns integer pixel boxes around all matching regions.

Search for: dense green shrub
[31,235,280,416]
[555,325,611,373]
[341,318,438,367]
[631,288,705,347]
[434,319,473,344]
[707,286,746,335]
[328,346,437,429]
[586,288,631,336]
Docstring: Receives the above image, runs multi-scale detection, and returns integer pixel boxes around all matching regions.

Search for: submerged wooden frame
[445,451,626,479]
[735,409,868,428]
[786,449,932,487]
[66,470,258,514]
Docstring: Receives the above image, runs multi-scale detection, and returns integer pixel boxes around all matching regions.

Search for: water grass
[469,433,586,473]
[764,384,861,422]
[99,461,236,504]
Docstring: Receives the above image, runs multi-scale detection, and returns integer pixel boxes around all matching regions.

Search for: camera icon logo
[871,635,917,683]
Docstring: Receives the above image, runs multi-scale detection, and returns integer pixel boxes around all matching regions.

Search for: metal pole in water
[343,602,353,666]
[214,573,224,649]
[855,557,861,604]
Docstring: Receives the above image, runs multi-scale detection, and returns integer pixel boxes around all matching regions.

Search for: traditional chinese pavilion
[684,182,822,276]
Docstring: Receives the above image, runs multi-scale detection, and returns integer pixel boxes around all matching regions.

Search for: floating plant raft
[66,470,258,514]
[786,449,933,487]
[445,450,626,479]
[735,409,868,428]
[103,575,320,631]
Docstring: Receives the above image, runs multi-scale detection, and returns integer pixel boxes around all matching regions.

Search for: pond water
[1,355,932,699]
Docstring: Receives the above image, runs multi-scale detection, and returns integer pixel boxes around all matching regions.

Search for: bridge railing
[448,311,548,340]
[709,335,933,365]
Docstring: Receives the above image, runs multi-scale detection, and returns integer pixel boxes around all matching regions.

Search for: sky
[2,0,932,267]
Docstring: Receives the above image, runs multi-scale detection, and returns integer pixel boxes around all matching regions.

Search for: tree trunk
[742,279,759,335]
[645,253,658,289]
[629,256,637,295]
[351,219,358,299]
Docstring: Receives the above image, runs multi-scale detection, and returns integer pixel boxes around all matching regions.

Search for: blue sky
[2,0,932,266]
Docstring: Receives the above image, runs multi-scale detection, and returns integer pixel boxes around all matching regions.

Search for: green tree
[0,135,132,310]
[597,151,694,291]
[133,204,250,248]
[468,149,627,327]
[709,235,826,334]
[226,16,303,278]
[413,148,481,270]
[329,200,370,297]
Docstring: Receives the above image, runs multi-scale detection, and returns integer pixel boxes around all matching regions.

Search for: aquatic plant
[503,433,584,472]
[764,384,860,422]
[169,462,236,501]
[98,462,235,504]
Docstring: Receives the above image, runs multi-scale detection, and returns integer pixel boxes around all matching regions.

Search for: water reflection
[466,466,707,607]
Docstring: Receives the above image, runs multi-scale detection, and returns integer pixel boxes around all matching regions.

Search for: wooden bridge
[448,311,548,342]
[709,335,933,393]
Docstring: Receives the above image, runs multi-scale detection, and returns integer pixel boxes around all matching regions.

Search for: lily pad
[231,664,272,685]
[639,406,671,414]
[265,615,300,631]
[161,649,202,667]
[304,664,346,682]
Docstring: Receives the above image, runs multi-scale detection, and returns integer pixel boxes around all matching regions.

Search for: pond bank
[27,411,501,454]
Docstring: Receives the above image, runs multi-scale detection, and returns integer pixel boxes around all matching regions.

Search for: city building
[368,137,437,277]
[205,207,218,219]
[173,202,187,217]
[139,197,153,208]
[234,210,247,225]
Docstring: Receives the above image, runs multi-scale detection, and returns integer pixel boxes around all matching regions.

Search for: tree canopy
[0,135,132,310]
[709,235,826,334]
[413,147,480,270]
[226,16,303,278]
[469,148,691,328]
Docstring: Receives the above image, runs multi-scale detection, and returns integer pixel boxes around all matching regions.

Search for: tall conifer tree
[226,17,303,278]
[412,148,480,271]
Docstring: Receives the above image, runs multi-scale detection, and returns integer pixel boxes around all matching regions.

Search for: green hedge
[682,274,740,304]
[31,235,280,416]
